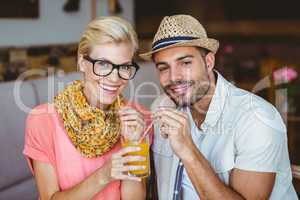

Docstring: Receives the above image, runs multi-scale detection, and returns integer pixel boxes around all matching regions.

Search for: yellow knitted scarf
[54,80,124,158]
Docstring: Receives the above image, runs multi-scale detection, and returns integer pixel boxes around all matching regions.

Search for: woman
[23,16,151,200]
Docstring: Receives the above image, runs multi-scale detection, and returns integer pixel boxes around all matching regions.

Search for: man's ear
[78,54,86,72]
[205,52,215,71]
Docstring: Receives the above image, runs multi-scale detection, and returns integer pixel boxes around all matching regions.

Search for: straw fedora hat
[139,14,219,61]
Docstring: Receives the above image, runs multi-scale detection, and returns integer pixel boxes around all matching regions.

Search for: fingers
[115,174,142,181]
[119,106,144,119]
[158,115,181,129]
[112,155,146,167]
[121,118,145,129]
[161,133,168,139]
[110,147,146,182]
[153,107,189,137]
[111,165,144,181]
[113,146,141,158]
[122,155,146,163]
[119,107,146,141]
[118,165,146,172]
[160,125,169,139]
[155,107,187,119]
[155,108,188,123]
[120,117,145,130]
[111,147,145,167]
[154,108,188,128]
[159,123,178,137]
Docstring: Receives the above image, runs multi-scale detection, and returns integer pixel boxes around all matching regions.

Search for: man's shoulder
[226,85,286,133]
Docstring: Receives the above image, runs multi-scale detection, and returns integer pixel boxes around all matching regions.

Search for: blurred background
[0,0,299,199]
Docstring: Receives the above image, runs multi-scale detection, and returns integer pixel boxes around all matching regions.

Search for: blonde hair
[78,16,138,56]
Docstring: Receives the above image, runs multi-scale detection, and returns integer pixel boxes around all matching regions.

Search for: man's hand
[154,107,196,159]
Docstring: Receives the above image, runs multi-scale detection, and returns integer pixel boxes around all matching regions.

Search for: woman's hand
[109,146,146,181]
[119,106,146,141]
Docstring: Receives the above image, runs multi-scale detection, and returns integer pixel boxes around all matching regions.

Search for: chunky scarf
[54,80,123,158]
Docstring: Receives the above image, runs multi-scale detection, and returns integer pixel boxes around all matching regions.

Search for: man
[140,15,298,200]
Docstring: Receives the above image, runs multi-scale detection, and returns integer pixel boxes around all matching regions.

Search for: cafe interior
[0,0,299,199]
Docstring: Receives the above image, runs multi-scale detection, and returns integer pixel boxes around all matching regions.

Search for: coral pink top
[23,103,152,200]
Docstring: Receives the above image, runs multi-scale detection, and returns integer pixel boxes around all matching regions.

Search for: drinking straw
[138,121,154,143]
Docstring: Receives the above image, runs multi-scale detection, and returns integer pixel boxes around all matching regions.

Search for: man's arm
[155,107,277,200]
[182,144,275,199]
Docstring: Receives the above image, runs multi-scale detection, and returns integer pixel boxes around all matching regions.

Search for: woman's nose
[108,68,120,82]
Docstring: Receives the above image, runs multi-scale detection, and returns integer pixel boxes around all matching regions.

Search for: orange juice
[122,141,149,178]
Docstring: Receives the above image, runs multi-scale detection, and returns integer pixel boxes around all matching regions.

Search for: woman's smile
[99,83,121,96]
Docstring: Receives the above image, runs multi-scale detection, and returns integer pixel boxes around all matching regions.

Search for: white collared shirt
[151,72,298,200]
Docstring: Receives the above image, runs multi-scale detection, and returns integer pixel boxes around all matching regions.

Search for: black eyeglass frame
[83,55,140,80]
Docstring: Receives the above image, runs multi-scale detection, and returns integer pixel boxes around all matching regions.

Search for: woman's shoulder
[27,103,58,124]
[25,103,61,151]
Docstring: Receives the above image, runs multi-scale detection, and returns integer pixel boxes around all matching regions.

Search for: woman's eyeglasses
[83,55,139,80]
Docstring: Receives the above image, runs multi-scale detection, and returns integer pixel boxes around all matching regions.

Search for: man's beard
[163,77,210,108]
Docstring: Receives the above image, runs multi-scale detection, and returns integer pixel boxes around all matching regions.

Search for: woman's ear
[205,52,215,71]
[78,54,86,72]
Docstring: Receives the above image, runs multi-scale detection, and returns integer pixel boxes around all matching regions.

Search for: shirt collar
[200,71,229,130]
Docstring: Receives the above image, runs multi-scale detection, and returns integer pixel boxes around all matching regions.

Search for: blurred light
[273,66,298,84]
